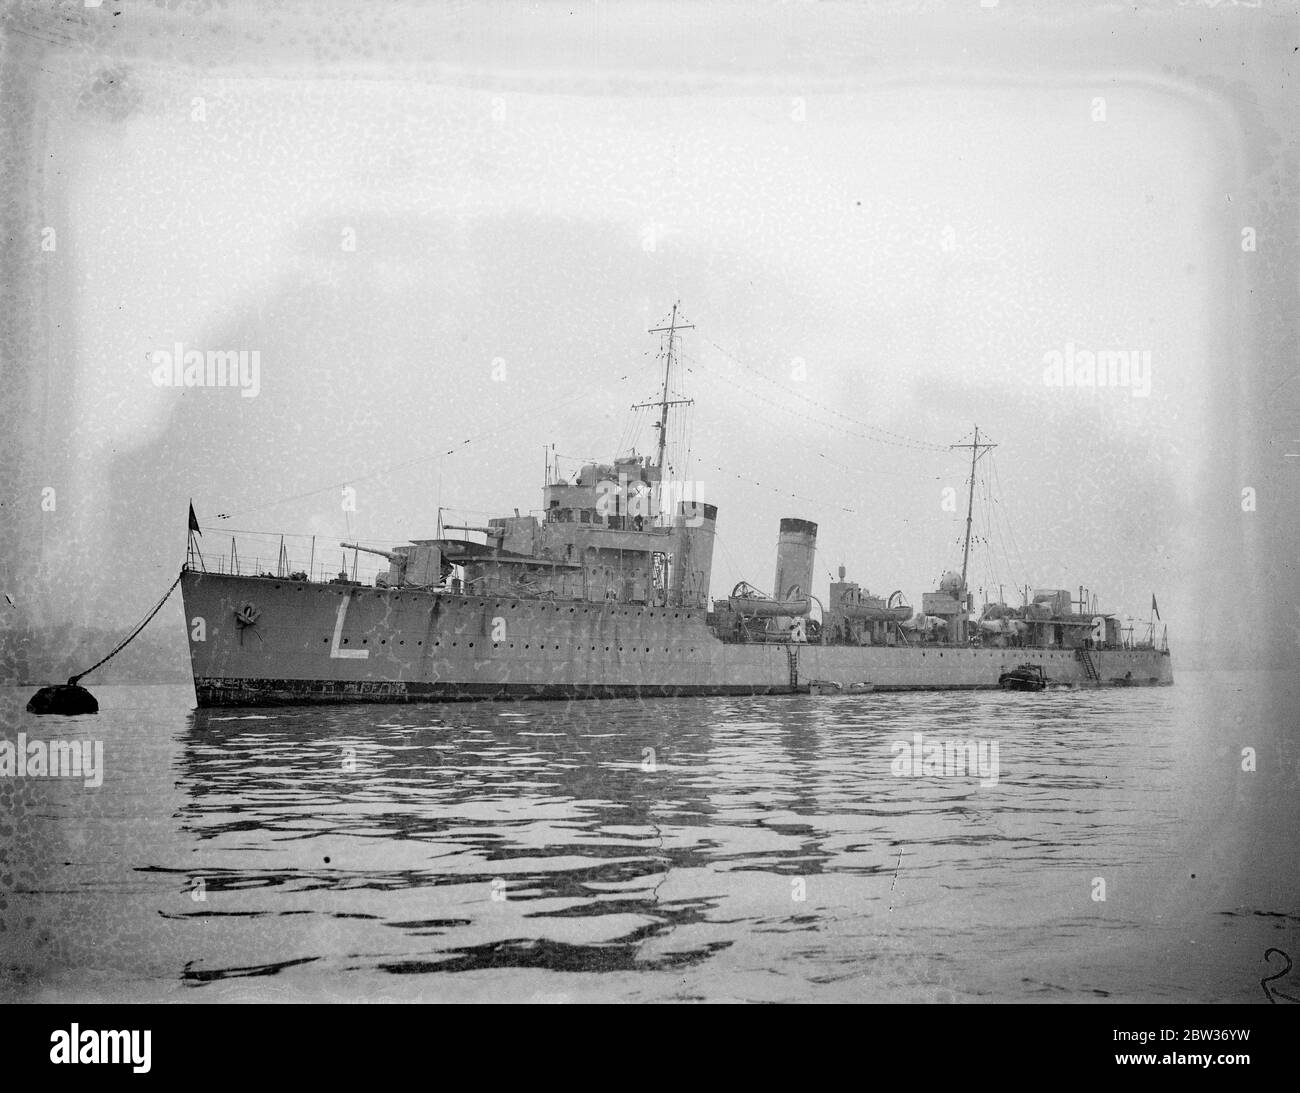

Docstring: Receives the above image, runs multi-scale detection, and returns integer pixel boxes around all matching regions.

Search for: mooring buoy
[24,571,184,717]
[26,681,99,716]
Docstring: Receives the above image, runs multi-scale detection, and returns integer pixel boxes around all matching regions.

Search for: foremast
[636,303,695,475]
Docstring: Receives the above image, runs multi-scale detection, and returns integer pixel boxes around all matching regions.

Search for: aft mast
[950,425,996,641]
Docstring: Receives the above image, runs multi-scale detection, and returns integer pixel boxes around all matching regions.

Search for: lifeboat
[839,588,890,621]
[728,580,808,617]
[841,588,911,622]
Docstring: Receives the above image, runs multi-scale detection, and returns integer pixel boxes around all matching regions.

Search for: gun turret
[340,541,443,588]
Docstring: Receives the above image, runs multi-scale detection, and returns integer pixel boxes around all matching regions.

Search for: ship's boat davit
[839,588,912,623]
[728,581,808,617]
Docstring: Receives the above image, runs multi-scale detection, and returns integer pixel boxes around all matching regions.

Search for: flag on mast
[1151,594,1160,620]
[188,502,201,537]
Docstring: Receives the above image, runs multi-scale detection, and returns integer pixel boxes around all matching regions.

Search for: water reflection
[163,690,1180,982]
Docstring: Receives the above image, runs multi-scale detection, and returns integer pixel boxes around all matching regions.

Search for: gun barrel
[442,524,505,537]
[340,541,403,563]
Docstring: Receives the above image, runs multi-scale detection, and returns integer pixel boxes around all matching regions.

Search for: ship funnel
[773,517,818,604]
[671,501,718,609]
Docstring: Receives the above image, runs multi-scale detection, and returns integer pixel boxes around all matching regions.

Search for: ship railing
[189,530,391,587]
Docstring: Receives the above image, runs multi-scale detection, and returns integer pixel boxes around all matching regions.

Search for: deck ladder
[787,645,799,689]
[1076,647,1101,682]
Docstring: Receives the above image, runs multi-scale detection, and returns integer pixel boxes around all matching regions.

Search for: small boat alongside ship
[997,664,1049,692]
[179,307,1173,707]
[808,680,876,696]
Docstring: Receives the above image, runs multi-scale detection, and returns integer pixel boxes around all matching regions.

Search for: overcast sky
[3,0,1296,665]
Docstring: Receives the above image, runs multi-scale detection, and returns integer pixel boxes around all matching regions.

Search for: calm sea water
[1,670,1296,1003]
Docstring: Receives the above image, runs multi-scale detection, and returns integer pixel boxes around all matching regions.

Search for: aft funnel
[772,518,818,604]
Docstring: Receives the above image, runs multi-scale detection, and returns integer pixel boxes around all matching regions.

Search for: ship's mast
[638,303,695,472]
[950,425,997,623]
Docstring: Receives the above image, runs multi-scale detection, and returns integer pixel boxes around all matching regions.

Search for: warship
[179,308,1173,707]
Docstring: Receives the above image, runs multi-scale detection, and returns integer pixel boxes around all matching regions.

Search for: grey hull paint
[181,571,1173,707]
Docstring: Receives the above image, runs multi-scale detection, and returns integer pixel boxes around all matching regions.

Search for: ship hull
[180,571,1174,707]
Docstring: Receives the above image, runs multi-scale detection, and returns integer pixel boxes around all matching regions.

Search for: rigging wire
[684,354,948,457]
[206,311,986,567]
[212,370,639,523]
[978,463,998,603]
[701,460,857,514]
[988,452,1030,589]
[687,363,944,492]
[701,336,950,453]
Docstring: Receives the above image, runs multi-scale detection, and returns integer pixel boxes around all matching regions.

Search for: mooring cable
[67,570,184,686]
